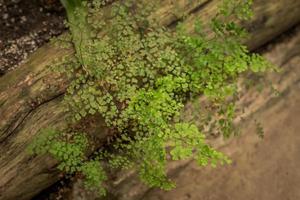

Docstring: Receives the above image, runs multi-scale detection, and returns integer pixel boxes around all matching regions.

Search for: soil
[0,0,66,76]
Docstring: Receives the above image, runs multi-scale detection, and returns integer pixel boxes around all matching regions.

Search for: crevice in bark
[0,92,65,145]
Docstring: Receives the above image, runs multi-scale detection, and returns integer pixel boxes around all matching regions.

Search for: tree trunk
[0,0,300,199]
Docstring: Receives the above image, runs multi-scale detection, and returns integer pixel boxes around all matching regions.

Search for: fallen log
[0,0,300,199]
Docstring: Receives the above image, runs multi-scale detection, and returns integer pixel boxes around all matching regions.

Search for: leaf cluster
[31,0,272,195]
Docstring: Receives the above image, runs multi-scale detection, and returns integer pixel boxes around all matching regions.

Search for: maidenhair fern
[29,0,273,195]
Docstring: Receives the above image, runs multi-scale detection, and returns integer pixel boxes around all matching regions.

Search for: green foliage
[80,160,107,196]
[29,129,87,173]
[29,128,107,193]
[30,0,272,196]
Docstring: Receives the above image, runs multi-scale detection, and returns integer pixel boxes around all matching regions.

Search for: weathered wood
[0,0,300,199]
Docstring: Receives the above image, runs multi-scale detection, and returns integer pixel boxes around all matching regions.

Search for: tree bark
[0,0,300,199]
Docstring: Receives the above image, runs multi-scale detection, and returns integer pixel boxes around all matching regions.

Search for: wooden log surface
[0,0,300,199]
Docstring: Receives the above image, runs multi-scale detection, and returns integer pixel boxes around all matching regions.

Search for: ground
[0,0,65,75]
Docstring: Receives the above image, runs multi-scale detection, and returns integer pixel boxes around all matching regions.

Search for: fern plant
[29,0,273,196]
